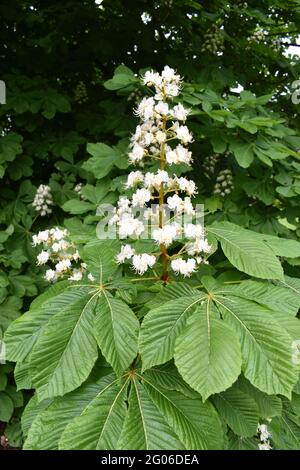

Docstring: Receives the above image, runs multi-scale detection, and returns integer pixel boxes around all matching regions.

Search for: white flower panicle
[202,153,220,179]
[213,169,234,197]
[110,66,211,277]
[32,184,54,216]
[257,423,272,451]
[33,227,88,283]
[201,25,224,55]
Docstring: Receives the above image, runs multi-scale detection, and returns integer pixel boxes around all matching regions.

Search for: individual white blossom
[68,270,83,281]
[172,103,189,121]
[37,251,50,265]
[144,170,170,189]
[187,238,211,255]
[175,176,197,195]
[142,70,162,87]
[135,96,155,120]
[167,195,194,215]
[155,101,169,116]
[125,171,144,189]
[153,224,178,247]
[171,258,196,277]
[161,65,181,83]
[32,230,50,246]
[52,228,67,241]
[118,214,145,238]
[131,188,152,207]
[174,124,193,144]
[32,184,54,216]
[45,269,57,282]
[184,223,203,239]
[163,82,180,98]
[116,244,135,263]
[129,144,145,163]
[132,253,156,275]
[165,144,192,165]
[55,258,72,273]
[155,130,167,143]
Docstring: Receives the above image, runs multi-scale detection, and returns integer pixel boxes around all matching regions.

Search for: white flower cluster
[201,25,224,55]
[213,169,233,197]
[257,423,272,451]
[74,182,83,195]
[249,29,266,43]
[111,66,211,278]
[32,227,94,283]
[74,182,86,200]
[248,29,281,52]
[32,184,54,216]
[202,154,220,179]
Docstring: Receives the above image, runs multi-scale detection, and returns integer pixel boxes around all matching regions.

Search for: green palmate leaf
[269,412,300,450]
[215,295,298,398]
[236,377,282,419]
[0,296,22,333]
[21,396,52,438]
[5,420,23,448]
[14,361,32,391]
[270,312,300,342]
[258,233,300,258]
[59,374,129,450]
[143,381,224,450]
[4,281,70,361]
[5,384,23,408]
[228,432,259,450]
[29,288,99,401]
[0,372,7,391]
[174,303,242,401]
[230,141,254,168]
[279,276,300,300]
[219,279,300,316]
[145,283,200,310]
[291,393,300,416]
[208,221,283,280]
[118,378,184,450]
[144,364,199,399]
[139,294,206,371]
[104,65,137,90]
[82,239,120,283]
[0,392,14,422]
[23,367,112,450]
[294,377,300,395]
[62,199,95,214]
[30,281,70,310]
[94,292,139,375]
[212,386,259,437]
[83,142,127,179]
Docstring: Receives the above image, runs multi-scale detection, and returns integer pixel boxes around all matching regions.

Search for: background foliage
[1,0,300,449]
